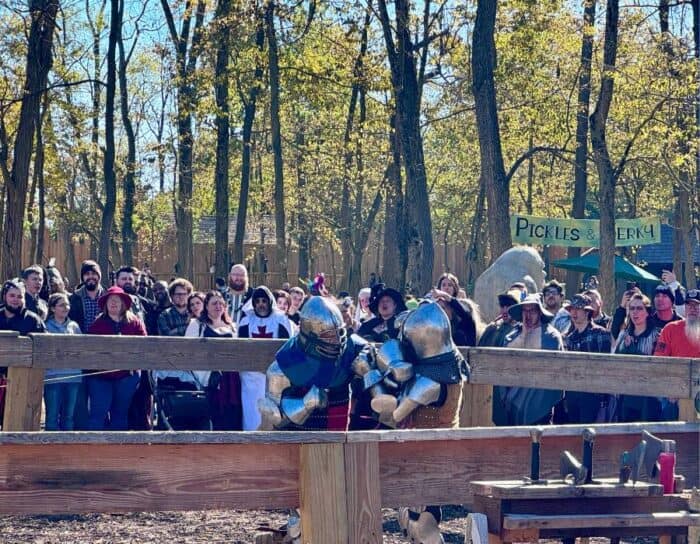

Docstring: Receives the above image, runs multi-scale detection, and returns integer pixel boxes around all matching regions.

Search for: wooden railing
[1,332,698,431]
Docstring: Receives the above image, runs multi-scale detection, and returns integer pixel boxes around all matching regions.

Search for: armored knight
[371,301,470,544]
[258,295,375,431]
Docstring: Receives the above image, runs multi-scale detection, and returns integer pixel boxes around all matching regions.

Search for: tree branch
[505,146,575,183]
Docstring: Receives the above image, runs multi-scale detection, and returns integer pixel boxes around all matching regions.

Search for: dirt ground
[0,506,643,543]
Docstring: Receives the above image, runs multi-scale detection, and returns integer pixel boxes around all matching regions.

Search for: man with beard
[501,294,565,425]
[226,263,254,324]
[22,265,48,320]
[238,286,293,430]
[157,278,193,337]
[69,260,105,333]
[542,279,570,334]
[145,280,171,336]
[68,260,105,429]
[115,266,152,322]
[0,279,46,423]
[653,289,700,420]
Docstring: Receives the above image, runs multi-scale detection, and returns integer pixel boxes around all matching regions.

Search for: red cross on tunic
[252,325,274,338]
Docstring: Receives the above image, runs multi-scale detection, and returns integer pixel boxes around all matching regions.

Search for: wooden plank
[690,489,700,544]
[299,443,348,544]
[29,335,285,371]
[377,428,699,507]
[0,430,347,445]
[0,442,299,514]
[344,442,382,544]
[347,422,700,442]
[469,478,663,499]
[467,347,692,398]
[2,367,44,431]
[505,495,693,516]
[502,512,700,530]
[0,333,32,368]
[499,527,539,543]
[460,383,494,427]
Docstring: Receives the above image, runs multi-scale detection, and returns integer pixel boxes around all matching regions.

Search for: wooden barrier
[0,423,697,542]
[2,335,699,430]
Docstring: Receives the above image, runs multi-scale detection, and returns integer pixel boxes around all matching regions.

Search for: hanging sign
[510,214,661,247]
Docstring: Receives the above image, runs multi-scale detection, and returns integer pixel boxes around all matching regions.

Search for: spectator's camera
[341,296,353,309]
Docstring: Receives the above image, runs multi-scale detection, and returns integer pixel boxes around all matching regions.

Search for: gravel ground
[0,506,649,543]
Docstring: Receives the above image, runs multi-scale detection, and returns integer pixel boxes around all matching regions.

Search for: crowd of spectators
[0,258,694,431]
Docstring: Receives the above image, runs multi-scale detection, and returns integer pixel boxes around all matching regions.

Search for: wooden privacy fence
[0,333,699,542]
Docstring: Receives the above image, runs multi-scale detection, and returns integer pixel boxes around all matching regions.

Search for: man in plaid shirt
[561,293,612,423]
[157,278,193,337]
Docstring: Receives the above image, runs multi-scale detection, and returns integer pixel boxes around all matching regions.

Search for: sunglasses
[628,305,646,312]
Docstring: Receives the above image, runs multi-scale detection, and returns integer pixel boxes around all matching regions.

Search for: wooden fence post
[1,333,41,431]
[460,383,494,427]
[3,366,44,431]
[681,359,700,423]
[344,442,382,544]
[299,443,349,543]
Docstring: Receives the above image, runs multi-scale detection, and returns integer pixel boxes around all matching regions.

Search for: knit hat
[80,260,102,281]
[654,284,675,304]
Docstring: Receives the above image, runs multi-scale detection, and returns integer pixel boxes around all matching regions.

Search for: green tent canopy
[551,254,660,283]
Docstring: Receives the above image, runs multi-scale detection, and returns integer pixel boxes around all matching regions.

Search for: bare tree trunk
[87,0,107,260]
[35,94,50,264]
[348,88,383,295]
[214,0,231,278]
[377,0,434,295]
[382,112,406,289]
[234,12,265,264]
[472,0,511,261]
[566,0,596,295]
[117,0,137,266]
[2,0,59,281]
[265,1,287,284]
[98,0,120,285]
[339,9,370,292]
[660,0,695,288]
[161,0,207,279]
[465,181,487,291]
[590,0,620,313]
[295,127,310,282]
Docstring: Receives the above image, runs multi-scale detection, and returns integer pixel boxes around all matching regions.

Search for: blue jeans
[44,382,80,431]
[86,373,140,430]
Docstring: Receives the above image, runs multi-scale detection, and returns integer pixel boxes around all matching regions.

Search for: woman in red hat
[86,286,147,430]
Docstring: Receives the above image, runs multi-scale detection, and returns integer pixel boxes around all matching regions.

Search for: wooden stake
[2,366,44,431]
[299,443,348,544]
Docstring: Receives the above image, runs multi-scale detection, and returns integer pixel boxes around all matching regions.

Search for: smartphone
[625,281,638,291]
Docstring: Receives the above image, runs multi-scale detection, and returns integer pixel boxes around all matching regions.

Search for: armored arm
[258,360,328,430]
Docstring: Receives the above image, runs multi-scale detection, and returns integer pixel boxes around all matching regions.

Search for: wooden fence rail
[0,423,697,543]
[1,333,699,431]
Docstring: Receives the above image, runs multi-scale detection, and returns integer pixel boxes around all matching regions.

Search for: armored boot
[398,507,445,544]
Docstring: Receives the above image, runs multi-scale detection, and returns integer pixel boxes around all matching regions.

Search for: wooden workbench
[470,478,700,543]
